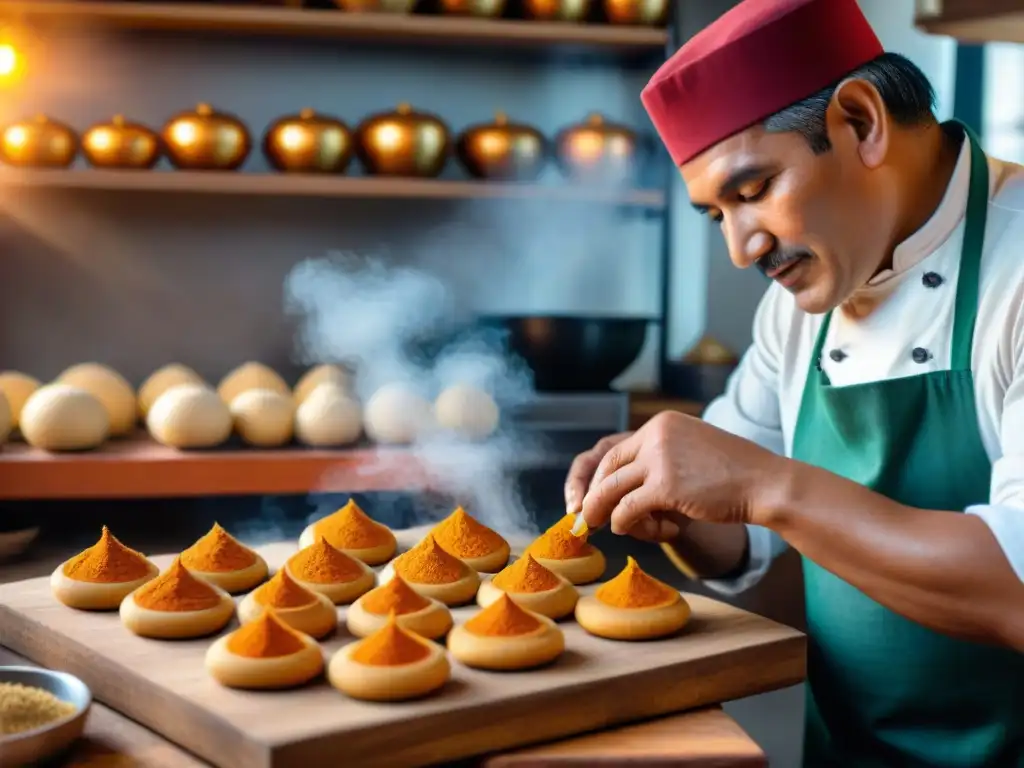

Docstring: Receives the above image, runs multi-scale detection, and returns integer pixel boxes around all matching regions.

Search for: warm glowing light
[280,126,304,151]
[376,124,402,150]
[4,125,26,148]
[0,44,16,77]
[171,123,197,147]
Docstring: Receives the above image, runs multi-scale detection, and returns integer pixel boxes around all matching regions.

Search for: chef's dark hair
[764,52,936,153]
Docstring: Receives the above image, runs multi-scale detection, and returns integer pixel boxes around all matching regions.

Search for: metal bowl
[0,666,92,768]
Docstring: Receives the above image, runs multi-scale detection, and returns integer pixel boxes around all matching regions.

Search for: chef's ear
[830,78,888,170]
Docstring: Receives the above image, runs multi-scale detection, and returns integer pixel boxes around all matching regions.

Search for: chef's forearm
[761,460,1024,651]
[664,519,749,579]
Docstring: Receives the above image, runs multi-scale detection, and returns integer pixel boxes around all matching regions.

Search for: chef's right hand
[564,432,634,517]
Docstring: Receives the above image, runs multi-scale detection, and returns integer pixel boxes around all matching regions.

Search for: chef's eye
[738,177,772,203]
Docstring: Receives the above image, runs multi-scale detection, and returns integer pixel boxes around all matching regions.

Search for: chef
[567,0,1024,764]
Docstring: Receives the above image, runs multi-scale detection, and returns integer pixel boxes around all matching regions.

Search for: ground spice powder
[526,515,594,560]
[350,612,430,666]
[361,576,431,616]
[464,594,542,637]
[227,610,306,658]
[62,526,152,584]
[287,536,364,584]
[0,682,76,736]
[133,558,223,612]
[180,522,256,573]
[491,554,560,593]
[595,556,679,609]
[431,506,506,558]
[255,569,317,609]
[393,535,467,584]
[312,499,392,550]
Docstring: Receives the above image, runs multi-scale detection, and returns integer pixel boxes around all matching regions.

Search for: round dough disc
[363,383,433,445]
[0,371,41,429]
[230,388,295,447]
[57,363,137,437]
[434,384,499,440]
[294,364,351,405]
[20,384,110,451]
[217,362,289,405]
[138,364,204,418]
[294,383,362,447]
[147,384,232,449]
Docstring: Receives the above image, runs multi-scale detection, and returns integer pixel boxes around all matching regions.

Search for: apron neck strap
[807,121,989,375]
[950,120,989,372]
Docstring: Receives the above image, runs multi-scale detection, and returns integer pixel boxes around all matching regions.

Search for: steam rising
[283,252,543,538]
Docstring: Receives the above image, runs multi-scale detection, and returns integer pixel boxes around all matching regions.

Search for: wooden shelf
[915,0,1024,43]
[0,168,665,207]
[0,1,668,54]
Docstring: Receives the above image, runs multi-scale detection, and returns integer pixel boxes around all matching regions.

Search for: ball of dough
[229,388,295,448]
[217,362,289,405]
[20,384,110,451]
[0,371,41,430]
[294,364,351,406]
[364,383,433,445]
[434,384,500,440]
[57,363,137,437]
[295,383,362,447]
[138,364,204,419]
[0,391,10,445]
[147,384,232,449]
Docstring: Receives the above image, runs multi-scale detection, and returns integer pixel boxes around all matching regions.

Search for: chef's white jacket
[701,139,1024,594]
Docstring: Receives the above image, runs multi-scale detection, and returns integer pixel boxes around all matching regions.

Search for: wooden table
[0,647,766,768]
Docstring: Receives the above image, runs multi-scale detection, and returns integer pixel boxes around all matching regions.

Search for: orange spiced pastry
[179,522,268,594]
[237,568,337,640]
[575,556,690,641]
[477,553,578,620]
[387,534,479,607]
[328,610,449,702]
[284,535,376,605]
[448,593,564,671]
[298,499,396,565]
[206,609,324,690]
[524,514,606,585]
[120,557,235,639]
[346,575,452,640]
[429,506,510,573]
[51,527,159,610]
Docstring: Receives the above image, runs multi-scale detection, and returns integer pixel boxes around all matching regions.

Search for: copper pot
[554,113,637,184]
[333,0,417,12]
[439,0,505,17]
[524,0,590,21]
[603,0,667,25]
[161,103,251,171]
[81,115,161,170]
[356,103,449,178]
[0,115,77,169]
[263,108,353,174]
[456,112,546,182]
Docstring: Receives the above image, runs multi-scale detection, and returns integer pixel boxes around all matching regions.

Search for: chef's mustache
[756,248,814,277]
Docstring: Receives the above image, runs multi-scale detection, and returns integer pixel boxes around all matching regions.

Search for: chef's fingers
[607,485,665,536]
[564,432,631,514]
[580,462,645,531]
[589,431,642,492]
[627,514,681,542]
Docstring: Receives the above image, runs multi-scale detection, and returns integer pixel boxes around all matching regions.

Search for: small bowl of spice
[0,666,92,767]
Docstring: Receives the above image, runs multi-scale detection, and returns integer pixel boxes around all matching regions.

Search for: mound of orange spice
[253,570,317,609]
[311,500,393,552]
[351,613,431,666]
[287,537,365,585]
[595,557,680,609]
[133,558,223,612]
[465,594,542,637]
[392,535,469,584]
[361,576,431,616]
[63,527,152,584]
[227,611,308,659]
[180,523,257,573]
[431,507,506,559]
[491,554,561,593]
[526,514,595,560]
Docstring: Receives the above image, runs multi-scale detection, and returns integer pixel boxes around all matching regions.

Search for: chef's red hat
[641,0,884,166]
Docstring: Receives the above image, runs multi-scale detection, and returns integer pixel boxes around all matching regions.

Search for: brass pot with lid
[439,0,506,17]
[263,108,354,174]
[456,112,547,182]
[161,103,251,171]
[524,0,590,22]
[554,112,637,184]
[355,103,449,178]
[603,0,667,26]
[82,115,161,170]
[682,336,738,366]
[0,115,78,168]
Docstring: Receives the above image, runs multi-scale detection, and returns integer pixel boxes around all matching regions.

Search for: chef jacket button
[912,347,932,364]
[922,272,944,288]
[829,349,847,362]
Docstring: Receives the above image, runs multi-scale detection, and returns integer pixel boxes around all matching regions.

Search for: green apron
[791,123,1024,767]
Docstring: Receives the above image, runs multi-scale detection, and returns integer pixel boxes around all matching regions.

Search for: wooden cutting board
[0,528,805,768]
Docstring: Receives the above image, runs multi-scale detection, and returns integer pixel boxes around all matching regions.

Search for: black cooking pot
[476,315,651,391]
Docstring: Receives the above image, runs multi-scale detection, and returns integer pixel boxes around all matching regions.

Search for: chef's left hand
[579,411,785,536]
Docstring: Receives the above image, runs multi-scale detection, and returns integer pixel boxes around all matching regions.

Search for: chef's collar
[866,136,972,287]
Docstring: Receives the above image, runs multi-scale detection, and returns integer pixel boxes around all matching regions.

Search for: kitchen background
[0,0,996,764]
